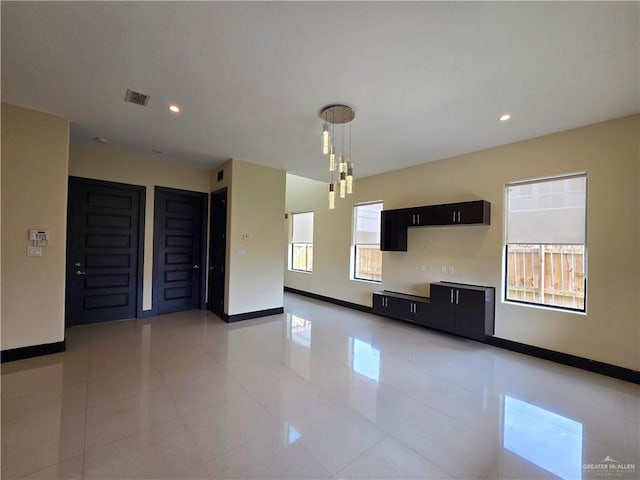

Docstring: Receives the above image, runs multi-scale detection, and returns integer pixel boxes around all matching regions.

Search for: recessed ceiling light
[168,104,181,113]
[499,113,512,122]
[93,136,108,143]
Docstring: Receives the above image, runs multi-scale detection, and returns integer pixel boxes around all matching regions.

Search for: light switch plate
[27,246,42,256]
[441,266,447,274]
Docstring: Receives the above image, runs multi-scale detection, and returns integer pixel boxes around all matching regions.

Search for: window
[353,202,383,282]
[290,211,313,272]
[505,174,587,311]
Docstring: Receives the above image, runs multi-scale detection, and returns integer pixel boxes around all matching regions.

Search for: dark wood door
[153,187,207,314]
[429,284,456,333]
[208,188,227,317]
[454,288,487,341]
[66,177,144,326]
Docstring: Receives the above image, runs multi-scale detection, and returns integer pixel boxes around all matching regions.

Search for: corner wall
[285,115,640,371]
[68,141,211,311]
[1,103,70,350]
[226,159,286,316]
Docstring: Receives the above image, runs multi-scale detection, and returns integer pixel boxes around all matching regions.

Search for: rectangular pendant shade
[506,174,586,245]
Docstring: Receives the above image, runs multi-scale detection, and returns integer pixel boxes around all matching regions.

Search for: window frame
[291,242,313,273]
[290,211,314,273]
[503,173,587,313]
[352,202,383,283]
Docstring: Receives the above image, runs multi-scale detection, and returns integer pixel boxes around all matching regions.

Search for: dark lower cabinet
[373,283,494,342]
[372,291,430,327]
[411,300,430,326]
[429,284,456,333]
[430,282,495,341]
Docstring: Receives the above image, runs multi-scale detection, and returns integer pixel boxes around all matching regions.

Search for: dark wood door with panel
[209,188,227,318]
[153,187,207,314]
[66,177,144,326]
[208,188,227,318]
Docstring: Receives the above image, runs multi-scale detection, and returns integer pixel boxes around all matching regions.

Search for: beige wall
[1,103,70,350]
[285,115,640,371]
[69,141,211,311]
[226,159,286,316]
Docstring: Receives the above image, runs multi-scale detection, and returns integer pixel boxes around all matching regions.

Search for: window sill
[502,299,586,316]
[289,269,313,275]
[351,278,381,285]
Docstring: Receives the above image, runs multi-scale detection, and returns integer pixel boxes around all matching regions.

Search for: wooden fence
[506,245,585,309]
[356,246,382,282]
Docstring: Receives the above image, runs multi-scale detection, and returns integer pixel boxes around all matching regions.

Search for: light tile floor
[2,293,639,479]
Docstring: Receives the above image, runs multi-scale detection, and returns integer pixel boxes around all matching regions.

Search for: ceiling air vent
[124,88,150,106]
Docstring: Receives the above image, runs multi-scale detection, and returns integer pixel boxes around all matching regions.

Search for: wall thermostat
[29,229,49,241]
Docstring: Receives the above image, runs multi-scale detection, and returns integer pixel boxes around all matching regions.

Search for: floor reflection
[287,314,312,349]
[503,395,583,480]
[349,337,380,382]
[286,423,302,444]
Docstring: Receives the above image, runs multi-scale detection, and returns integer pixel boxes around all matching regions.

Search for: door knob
[75,270,87,275]
[193,265,200,269]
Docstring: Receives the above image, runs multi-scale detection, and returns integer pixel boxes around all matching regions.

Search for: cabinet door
[432,201,490,225]
[386,296,409,320]
[416,206,437,226]
[433,204,457,225]
[405,206,435,226]
[429,284,456,333]
[411,301,431,326]
[454,288,486,341]
[456,201,490,225]
[380,210,408,251]
[372,293,387,315]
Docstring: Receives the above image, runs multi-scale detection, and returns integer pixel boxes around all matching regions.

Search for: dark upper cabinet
[429,282,495,341]
[435,201,491,225]
[380,209,408,251]
[405,205,436,227]
[380,201,490,252]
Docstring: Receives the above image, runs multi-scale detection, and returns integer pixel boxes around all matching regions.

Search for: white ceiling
[2,2,638,181]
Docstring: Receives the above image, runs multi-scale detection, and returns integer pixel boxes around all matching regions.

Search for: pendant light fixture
[320,105,355,209]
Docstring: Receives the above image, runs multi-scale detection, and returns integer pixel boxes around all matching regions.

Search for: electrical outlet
[448,266,455,274]
[420,264,426,272]
[27,246,42,257]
